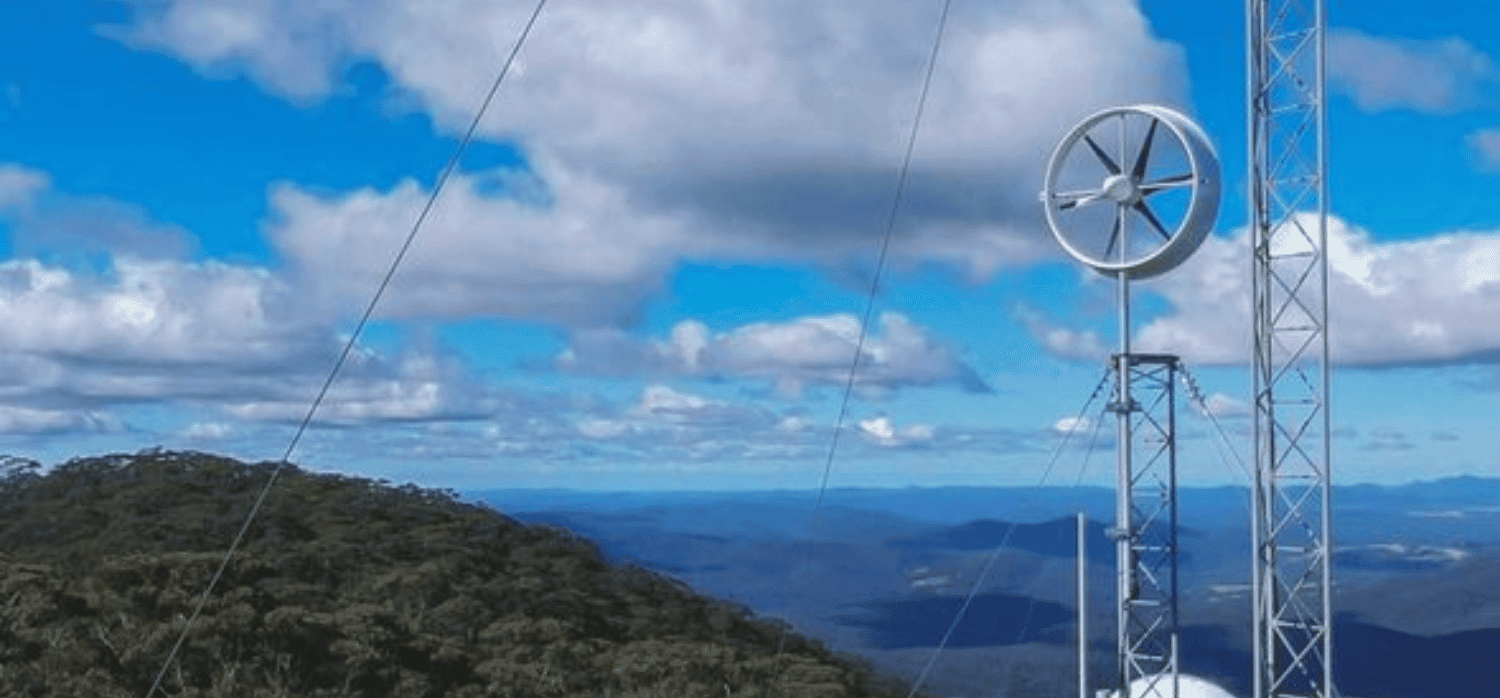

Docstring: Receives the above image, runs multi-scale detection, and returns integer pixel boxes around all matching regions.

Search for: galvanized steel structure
[1108,353,1181,697]
[1247,0,1334,696]
[1043,103,1223,698]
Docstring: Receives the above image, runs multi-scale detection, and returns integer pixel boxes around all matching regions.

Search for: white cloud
[0,405,119,435]
[557,312,991,395]
[1052,415,1094,435]
[1196,392,1249,419]
[627,384,770,427]
[1328,28,1499,113]
[1471,128,1500,171]
[114,0,1191,306]
[1017,305,1111,362]
[221,348,498,426]
[0,257,310,366]
[569,384,797,460]
[0,167,522,436]
[107,2,352,103]
[179,421,235,440]
[1030,214,1500,367]
[266,161,695,326]
[857,414,935,448]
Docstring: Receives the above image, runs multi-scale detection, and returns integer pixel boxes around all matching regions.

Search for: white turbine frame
[1043,104,1221,280]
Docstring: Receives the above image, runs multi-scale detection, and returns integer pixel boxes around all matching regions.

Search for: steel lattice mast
[1110,353,1181,698]
[1247,0,1334,696]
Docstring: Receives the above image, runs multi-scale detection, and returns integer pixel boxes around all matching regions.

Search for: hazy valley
[475,480,1500,697]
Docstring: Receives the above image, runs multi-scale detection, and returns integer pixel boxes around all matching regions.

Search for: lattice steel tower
[1247,0,1334,697]
[1108,353,1182,697]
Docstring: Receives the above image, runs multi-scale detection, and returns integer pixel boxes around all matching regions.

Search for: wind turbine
[1041,104,1222,698]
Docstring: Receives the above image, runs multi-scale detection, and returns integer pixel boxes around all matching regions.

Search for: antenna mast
[1247,0,1334,696]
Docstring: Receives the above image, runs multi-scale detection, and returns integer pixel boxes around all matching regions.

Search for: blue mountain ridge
[466,478,1500,698]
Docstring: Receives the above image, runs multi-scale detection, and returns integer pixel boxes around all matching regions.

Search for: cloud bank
[114,0,1191,325]
[556,312,991,396]
[1031,215,1500,367]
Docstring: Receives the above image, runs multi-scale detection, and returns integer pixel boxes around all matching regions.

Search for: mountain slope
[0,451,922,697]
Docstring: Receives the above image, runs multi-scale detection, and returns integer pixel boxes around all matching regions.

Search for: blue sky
[1,0,1498,490]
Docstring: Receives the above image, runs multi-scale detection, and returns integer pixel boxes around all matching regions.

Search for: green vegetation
[0,451,923,697]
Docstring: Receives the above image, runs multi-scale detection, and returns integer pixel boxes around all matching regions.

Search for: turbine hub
[1102,173,1141,205]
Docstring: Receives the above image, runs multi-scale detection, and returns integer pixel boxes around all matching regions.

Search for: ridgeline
[0,450,923,697]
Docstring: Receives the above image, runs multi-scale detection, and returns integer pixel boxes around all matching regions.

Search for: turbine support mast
[1041,103,1219,698]
[1247,0,1334,696]
[1108,351,1181,697]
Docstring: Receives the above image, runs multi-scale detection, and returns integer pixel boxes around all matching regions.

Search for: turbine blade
[1134,201,1171,240]
[1105,209,1122,259]
[1083,134,1121,175]
[1140,173,1194,195]
[1056,189,1105,210]
[1132,119,1158,180]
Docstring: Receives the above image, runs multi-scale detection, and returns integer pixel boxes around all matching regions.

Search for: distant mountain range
[471,478,1500,698]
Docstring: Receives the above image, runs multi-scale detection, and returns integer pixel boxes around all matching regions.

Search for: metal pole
[1115,262,1133,693]
[1244,2,1265,696]
[1079,511,1089,698]
[1317,0,1336,688]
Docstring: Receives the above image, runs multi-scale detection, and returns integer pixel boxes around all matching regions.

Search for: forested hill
[0,450,920,697]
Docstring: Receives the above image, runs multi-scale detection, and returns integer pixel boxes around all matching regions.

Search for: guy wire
[143,1,551,695]
[905,367,1111,698]
[761,0,952,695]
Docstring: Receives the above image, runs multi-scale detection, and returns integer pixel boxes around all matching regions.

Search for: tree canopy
[0,450,924,697]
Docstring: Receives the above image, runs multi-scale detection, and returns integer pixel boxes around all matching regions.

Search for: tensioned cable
[761,1,953,695]
[898,362,1256,697]
[1001,398,1110,664]
[812,0,953,514]
[143,2,550,695]
[1179,363,1253,484]
[905,368,1112,698]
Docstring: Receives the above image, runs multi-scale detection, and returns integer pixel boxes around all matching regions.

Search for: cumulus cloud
[556,311,990,396]
[222,348,499,426]
[0,258,311,366]
[1017,305,1111,362]
[570,383,808,462]
[0,405,120,436]
[1328,28,1499,113]
[1029,214,1500,368]
[856,414,935,448]
[179,421,236,441]
[1052,415,1094,435]
[113,0,1191,316]
[1196,392,1249,419]
[0,252,516,435]
[577,384,775,437]
[266,161,694,326]
[1471,128,1500,172]
[0,166,526,438]
[548,383,1030,464]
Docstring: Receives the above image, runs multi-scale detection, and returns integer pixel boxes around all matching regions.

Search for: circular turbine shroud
[1042,104,1220,279]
